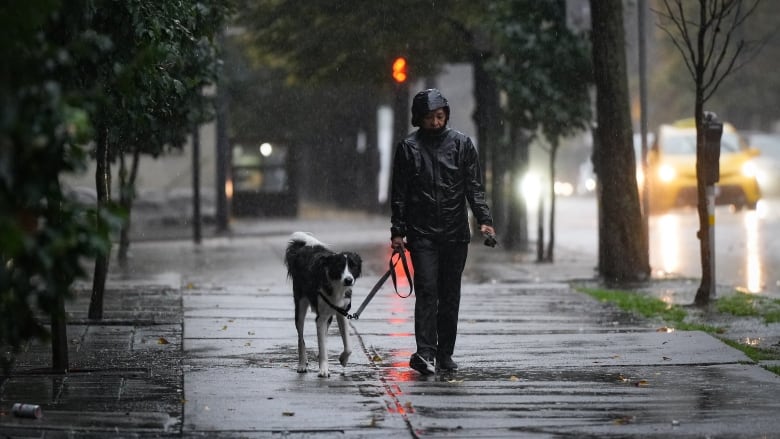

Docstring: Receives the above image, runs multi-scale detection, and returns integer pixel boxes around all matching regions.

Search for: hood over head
[411,88,450,127]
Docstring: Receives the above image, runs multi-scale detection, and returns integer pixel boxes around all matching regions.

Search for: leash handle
[349,247,413,320]
[389,247,414,298]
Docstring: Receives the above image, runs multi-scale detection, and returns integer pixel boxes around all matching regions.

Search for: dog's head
[325,252,362,290]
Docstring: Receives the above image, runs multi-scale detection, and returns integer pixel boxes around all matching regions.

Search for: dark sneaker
[409,353,435,375]
[437,355,458,371]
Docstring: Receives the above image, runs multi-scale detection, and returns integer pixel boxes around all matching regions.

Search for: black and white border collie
[285,232,362,377]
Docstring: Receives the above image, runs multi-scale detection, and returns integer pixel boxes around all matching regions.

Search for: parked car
[646,119,761,213]
[747,132,780,198]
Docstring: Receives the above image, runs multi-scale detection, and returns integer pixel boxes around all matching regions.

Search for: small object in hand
[483,233,497,248]
[11,403,42,419]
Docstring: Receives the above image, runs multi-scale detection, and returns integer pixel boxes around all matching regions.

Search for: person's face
[421,108,447,130]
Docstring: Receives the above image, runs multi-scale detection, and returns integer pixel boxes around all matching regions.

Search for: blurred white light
[585,177,596,192]
[658,164,676,182]
[259,142,273,157]
[741,160,757,178]
[554,181,574,197]
[521,172,542,208]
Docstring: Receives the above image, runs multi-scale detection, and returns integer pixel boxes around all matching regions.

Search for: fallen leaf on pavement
[282,411,295,416]
[613,415,636,425]
[158,337,170,345]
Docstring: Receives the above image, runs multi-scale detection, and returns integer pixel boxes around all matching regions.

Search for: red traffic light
[392,57,407,83]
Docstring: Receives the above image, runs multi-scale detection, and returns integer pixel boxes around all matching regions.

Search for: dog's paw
[297,364,308,373]
[339,350,351,367]
[318,368,330,378]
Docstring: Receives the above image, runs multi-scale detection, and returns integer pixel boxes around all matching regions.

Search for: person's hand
[391,236,405,252]
[480,224,496,237]
[480,224,497,247]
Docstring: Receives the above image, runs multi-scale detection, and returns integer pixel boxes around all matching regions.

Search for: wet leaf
[248,331,255,335]
[509,375,520,381]
[244,342,251,346]
[635,379,650,387]
[282,411,295,416]
[371,354,382,362]
[221,325,228,331]
[404,402,415,413]
[662,356,671,361]
[613,415,635,425]
[611,355,620,359]
[617,374,629,382]
[228,319,234,323]
[656,326,671,332]
[186,283,194,289]
[158,337,170,345]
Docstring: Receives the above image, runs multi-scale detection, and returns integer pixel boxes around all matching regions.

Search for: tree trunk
[118,146,140,266]
[693,2,712,305]
[472,50,502,214]
[545,144,558,262]
[51,293,68,373]
[504,123,529,251]
[590,0,650,282]
[89,127,111,320]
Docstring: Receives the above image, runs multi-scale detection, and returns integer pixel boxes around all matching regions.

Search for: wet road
[553,196,780,295]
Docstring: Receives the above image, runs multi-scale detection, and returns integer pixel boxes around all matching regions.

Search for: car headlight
[741,160,757,178]
[658,164,676,182]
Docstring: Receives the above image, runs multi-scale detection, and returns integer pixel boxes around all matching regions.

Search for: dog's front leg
[315,315,330,377]
[295,301,308,373]
[336,314,351,368]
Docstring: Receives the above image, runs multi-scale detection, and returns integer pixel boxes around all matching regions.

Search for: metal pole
[707,185,717,299]
[638,0,650,224]
[192,123,202,244]
[215,82,230,232]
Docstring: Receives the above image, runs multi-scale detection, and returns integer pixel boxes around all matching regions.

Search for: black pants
[408,238,468,360]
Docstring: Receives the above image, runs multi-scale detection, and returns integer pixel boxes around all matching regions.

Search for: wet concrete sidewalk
[2,217,780,437]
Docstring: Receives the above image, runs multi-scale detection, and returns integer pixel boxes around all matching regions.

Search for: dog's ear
[345,252,362,278]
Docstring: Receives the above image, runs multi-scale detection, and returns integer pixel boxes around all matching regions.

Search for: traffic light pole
[393,82,409,148]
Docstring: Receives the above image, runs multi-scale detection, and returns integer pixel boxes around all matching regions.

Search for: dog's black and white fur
[285,232,362,377]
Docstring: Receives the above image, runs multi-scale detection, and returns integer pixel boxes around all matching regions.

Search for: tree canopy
[0,0,231,368]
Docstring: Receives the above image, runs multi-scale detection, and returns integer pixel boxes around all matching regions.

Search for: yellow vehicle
[645,119,761,213]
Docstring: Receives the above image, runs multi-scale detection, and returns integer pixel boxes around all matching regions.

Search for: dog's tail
[284,232,324,277]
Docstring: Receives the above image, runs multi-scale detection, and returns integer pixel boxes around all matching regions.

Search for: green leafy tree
[236,1,501,212]
[0,0,118,372]
[486,0,593,257]
[82,0,231,318]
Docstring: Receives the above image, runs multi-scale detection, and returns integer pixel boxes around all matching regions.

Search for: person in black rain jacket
[390,88,495,374]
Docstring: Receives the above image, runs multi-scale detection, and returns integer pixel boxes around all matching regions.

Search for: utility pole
[192,122,202,244]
